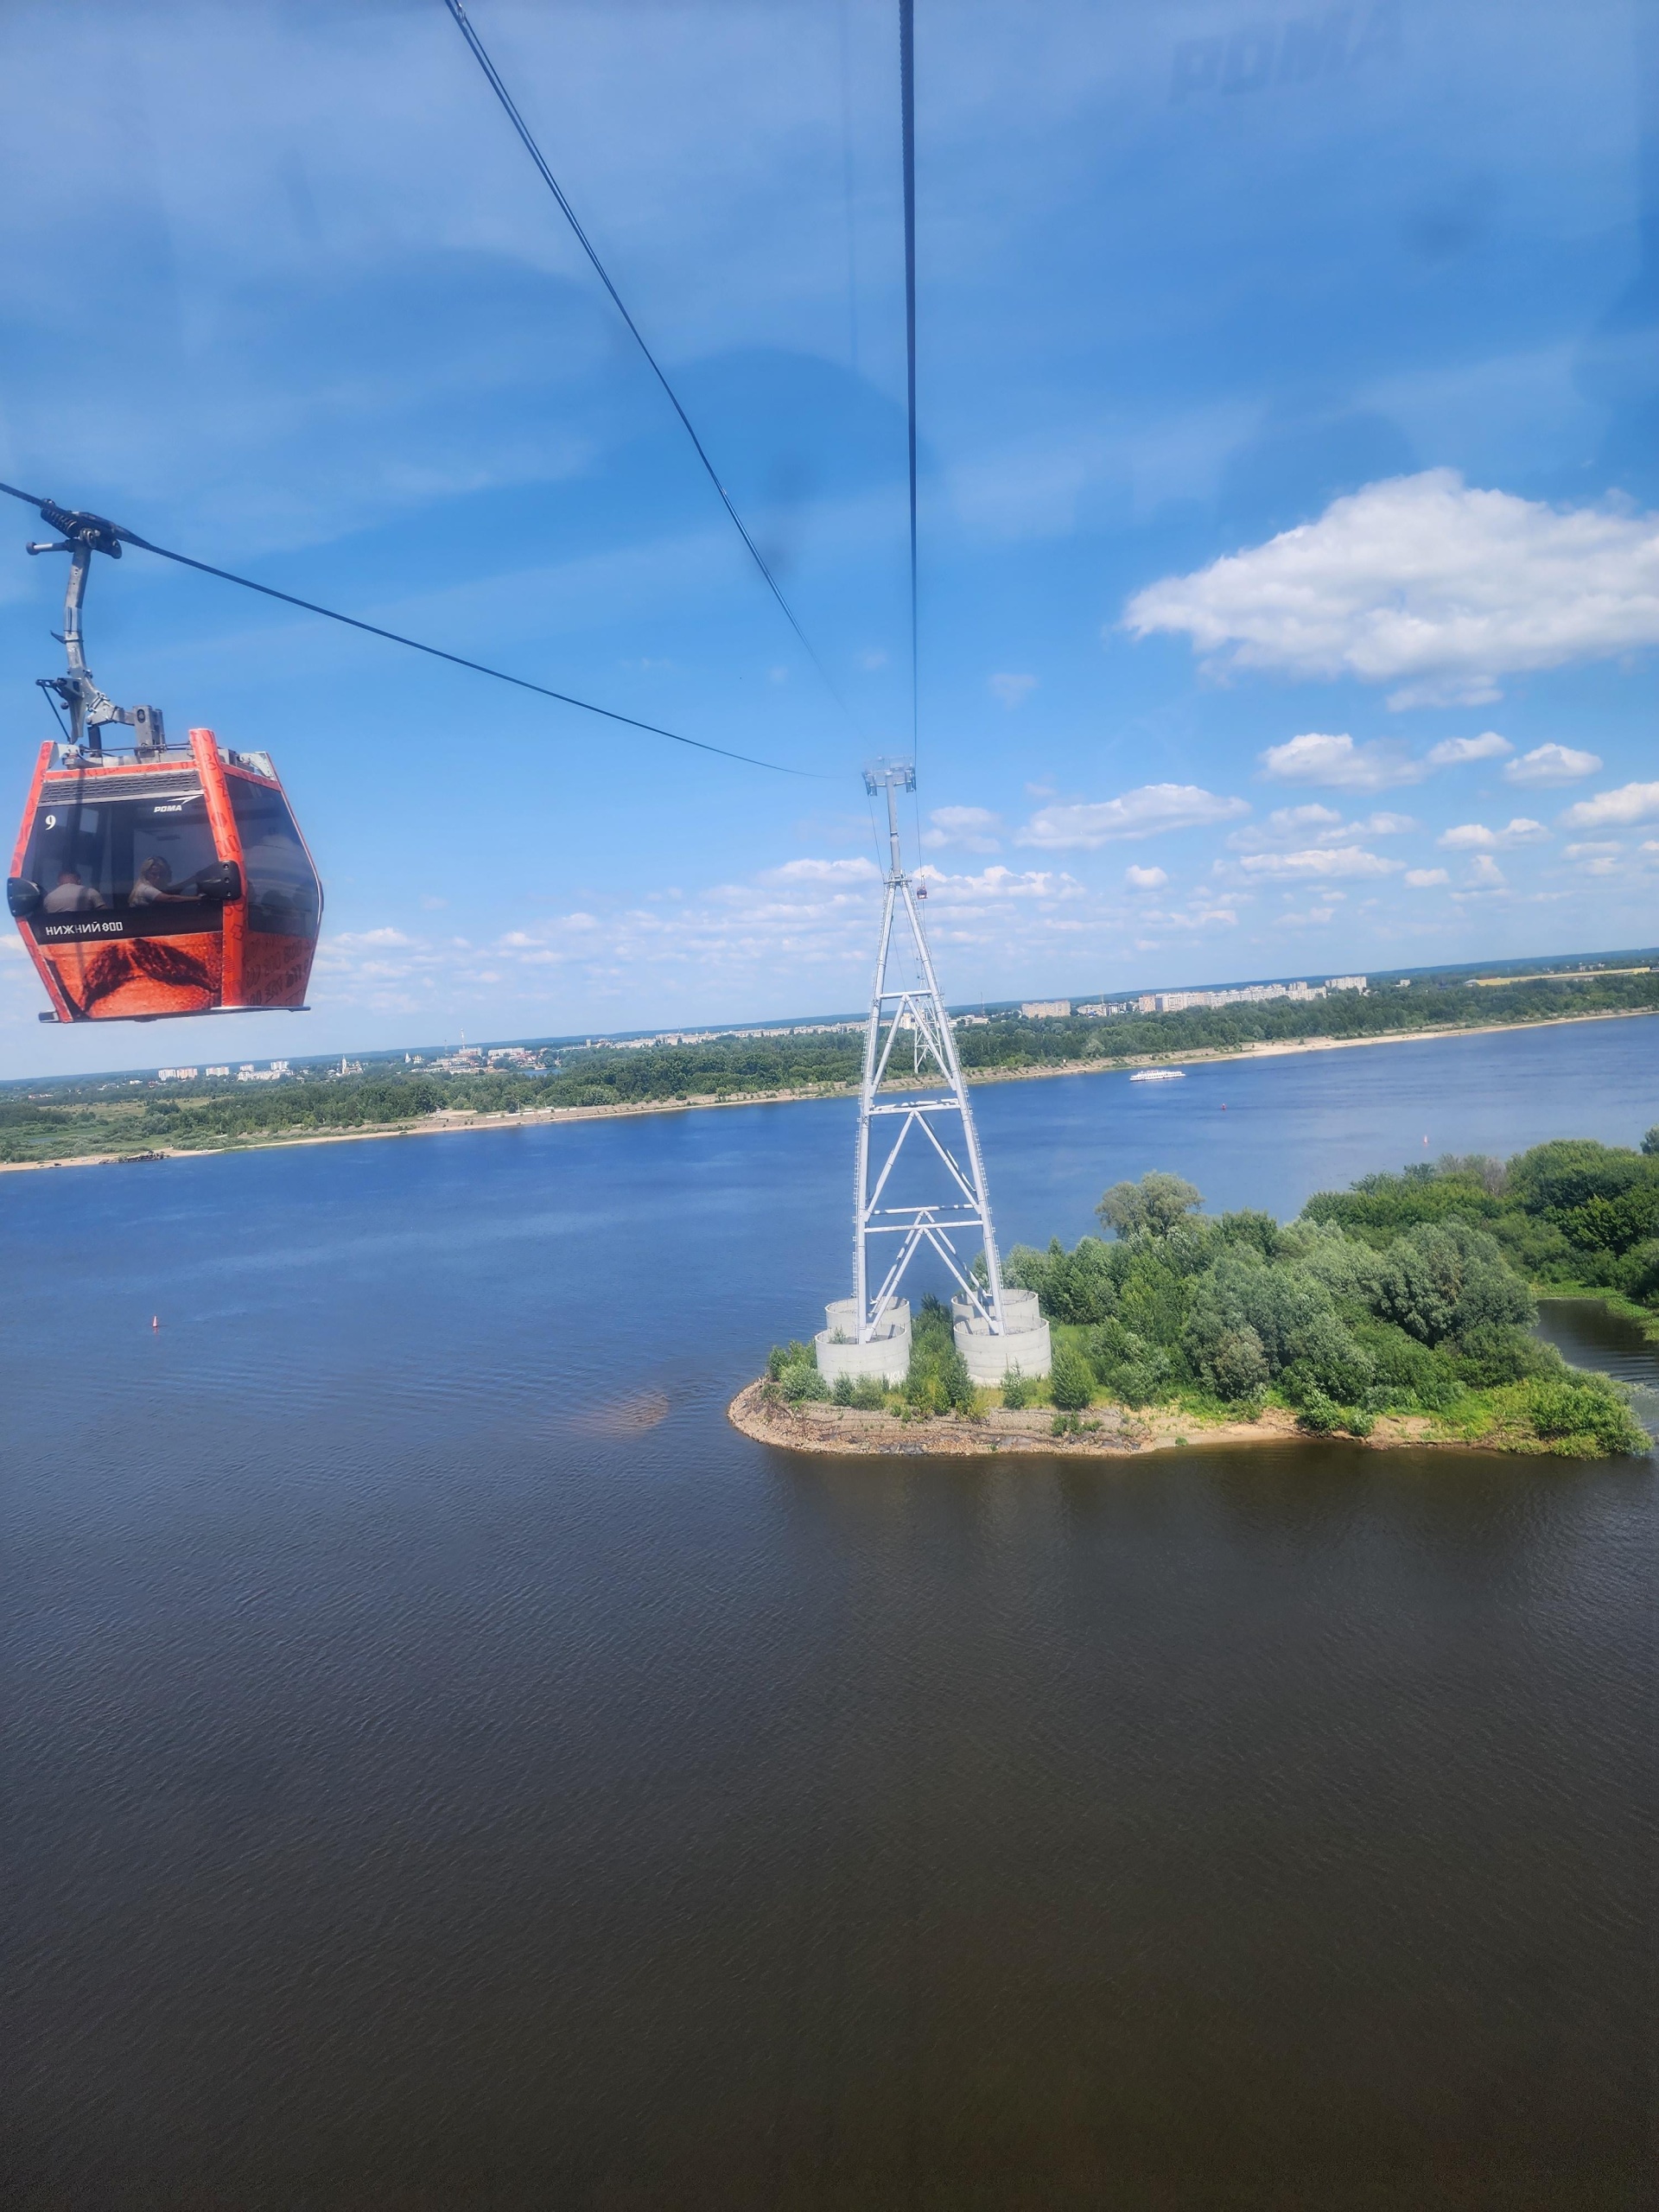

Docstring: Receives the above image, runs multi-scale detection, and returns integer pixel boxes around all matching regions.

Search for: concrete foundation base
[951,1287,1052,1383]
[816,1298,912,1388]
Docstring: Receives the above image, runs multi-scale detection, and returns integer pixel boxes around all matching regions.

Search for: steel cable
[899,0,918,768]
[0,479,817,776]
[442,0,856,724]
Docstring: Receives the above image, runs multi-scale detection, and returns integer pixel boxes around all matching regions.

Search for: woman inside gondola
[127,855,199,906]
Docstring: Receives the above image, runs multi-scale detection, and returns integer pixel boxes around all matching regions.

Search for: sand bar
[728,1380,1472,1459]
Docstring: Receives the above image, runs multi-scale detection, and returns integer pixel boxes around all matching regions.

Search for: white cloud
[1425,732,1513,766]
[1463,855,1507,887]
[1125,864,1168,889]
[1557,781,1659,830]
[1405,868,1451,887]
[1135,904,1239,931]
[1015,782,1248,849]
[456,842,1251,1010]
[1229,803,1418,853]
[857,649,890,671]
[1437,818,1548,850]
[1123,470,1659,707]
[1262,803,1343,835]
[1258,733,1424,791]
[1238,846,1403,880]
[1565,842,1624,874]
[923,805,1003,853]
[1503,743,1603,785]
[988,672,1039,709]
[918,863,1083,907]
[763,856,881,883]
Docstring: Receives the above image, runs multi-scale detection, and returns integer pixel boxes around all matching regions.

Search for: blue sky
[1,0,1655,1074]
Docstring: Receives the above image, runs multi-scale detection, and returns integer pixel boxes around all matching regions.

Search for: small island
[733,1135,1659,1461]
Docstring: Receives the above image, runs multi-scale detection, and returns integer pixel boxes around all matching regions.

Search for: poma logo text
[1171,3,1402,103]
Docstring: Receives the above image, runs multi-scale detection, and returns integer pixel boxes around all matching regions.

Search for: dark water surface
[3,1022,1655,2209]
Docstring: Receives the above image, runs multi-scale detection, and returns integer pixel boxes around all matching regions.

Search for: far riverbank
[3,1002,1653,1176]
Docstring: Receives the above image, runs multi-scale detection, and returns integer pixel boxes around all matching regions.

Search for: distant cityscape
[148,981,1370,1087]
[40,946,1653,1096]
[1023,975,1370,1021]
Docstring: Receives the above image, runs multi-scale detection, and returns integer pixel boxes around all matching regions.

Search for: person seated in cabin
[42,868,105,912]
[128,856,195,906]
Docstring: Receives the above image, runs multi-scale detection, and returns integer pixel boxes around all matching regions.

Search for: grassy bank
[762,1139,1659,1460]
[3,966,1656,1167]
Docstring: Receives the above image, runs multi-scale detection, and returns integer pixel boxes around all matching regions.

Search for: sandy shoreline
[728,1380,1460,1459]
[3,1003,1652,1176]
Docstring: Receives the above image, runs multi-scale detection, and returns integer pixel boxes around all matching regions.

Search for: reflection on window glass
[25,793,219,913]
[226,777,321,939]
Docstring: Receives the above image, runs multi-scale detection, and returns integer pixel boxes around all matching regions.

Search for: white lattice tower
[851,761,1009,1344]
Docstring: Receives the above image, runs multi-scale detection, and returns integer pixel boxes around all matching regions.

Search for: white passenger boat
[1129,1068,1186,1083]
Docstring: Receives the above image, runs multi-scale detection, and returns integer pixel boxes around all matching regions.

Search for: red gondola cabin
[9,727,321,1022]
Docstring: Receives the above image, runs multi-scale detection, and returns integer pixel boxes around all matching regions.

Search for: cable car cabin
[8,727,321,1022]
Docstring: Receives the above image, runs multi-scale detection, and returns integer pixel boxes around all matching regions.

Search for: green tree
[1117,1246,1190,1344]
[1086,1320,1171,1406]
[1374,1221,1532,1345]
[1507,1137,1650,1215]
[1210,1325,1269,1400]
[1096,1171,1203,1239]
[1049,1344,1095,1411]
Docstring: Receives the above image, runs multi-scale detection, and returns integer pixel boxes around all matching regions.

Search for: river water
[3,1020,1655,2209]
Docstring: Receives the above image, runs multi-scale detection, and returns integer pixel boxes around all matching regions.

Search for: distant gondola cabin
[8,727,321,1022]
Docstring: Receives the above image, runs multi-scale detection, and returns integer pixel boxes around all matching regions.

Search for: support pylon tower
[851,760,1008,1343]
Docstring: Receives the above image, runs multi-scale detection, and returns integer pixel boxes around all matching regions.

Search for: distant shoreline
[3,1002,1653,1176]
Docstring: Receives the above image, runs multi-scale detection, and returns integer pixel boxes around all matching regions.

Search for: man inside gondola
[42,868,105,912]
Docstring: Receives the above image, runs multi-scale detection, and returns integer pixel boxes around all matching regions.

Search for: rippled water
[3,1021,1654,2209]
[1536,1300,1659,1440]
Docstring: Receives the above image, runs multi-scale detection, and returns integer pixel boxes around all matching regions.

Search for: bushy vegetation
[1047,1342,1096,1411]
[1303,1128,1659,1316]
[766,1296,977,1421]
[831,1373,888,1410]
[766,1338,829,1403]
[1004,1159,1652,1459]
[904,1295,976,1416]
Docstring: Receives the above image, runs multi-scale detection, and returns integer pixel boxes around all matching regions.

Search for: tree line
[1,966,1654,1163]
